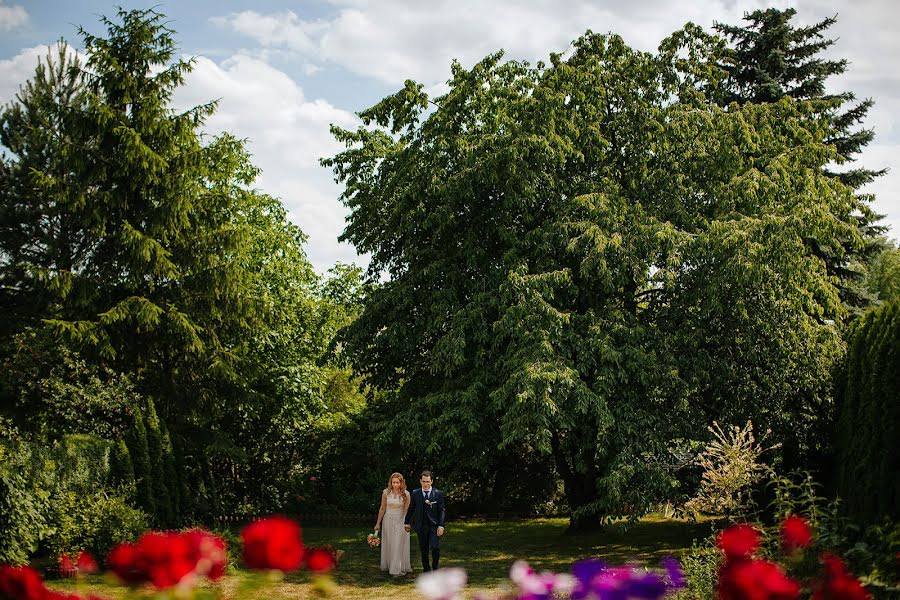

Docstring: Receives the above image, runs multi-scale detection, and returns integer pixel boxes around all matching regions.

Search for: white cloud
[172,54,362,273]
[0,45,47,106]
[0,3,27,32]
[212,0,780,87]
[213,0,900,240]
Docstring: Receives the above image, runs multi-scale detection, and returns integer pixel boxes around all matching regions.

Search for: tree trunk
[551,431,603,533]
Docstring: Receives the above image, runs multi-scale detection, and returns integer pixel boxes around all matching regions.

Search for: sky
[1,0,897,274]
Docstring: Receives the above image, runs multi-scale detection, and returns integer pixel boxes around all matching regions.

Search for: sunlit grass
[46,515,718,599]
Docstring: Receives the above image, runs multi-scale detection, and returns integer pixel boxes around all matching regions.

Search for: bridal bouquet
[367,533,381,548]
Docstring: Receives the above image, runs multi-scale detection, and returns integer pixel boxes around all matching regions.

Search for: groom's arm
[404,492,415,526]
[437,491,446,528]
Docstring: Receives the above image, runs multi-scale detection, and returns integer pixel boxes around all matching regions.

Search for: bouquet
[367,532,381,548]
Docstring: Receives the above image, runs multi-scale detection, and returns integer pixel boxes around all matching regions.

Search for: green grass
[46,515,718,599]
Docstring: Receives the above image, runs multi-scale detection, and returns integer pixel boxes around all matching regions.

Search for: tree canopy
[325,26,858,526]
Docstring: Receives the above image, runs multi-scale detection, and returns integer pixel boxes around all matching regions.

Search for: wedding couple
[373,470,446,577]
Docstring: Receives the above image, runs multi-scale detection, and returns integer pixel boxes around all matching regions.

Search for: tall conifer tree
[715,8,885,313]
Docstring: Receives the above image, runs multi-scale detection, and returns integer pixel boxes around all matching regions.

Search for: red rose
[241,516,305,571]
[306,547,336,573]
[107,542,146,584]
[58,553,75,572]
[719,558,800,600]
[781,515,813,552]
[717,524,761,560]
[184,529,228,580]
[75,551,98,574]
[135,532,196,589]
[813,554,871,600]
[0,565,46,600]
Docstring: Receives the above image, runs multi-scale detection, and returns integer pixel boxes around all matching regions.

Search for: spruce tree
[715,8,885,314]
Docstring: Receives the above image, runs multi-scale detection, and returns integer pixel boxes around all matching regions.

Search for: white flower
[416,567,467,600]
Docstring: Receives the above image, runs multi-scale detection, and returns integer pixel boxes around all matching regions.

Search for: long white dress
[380,491,411,576]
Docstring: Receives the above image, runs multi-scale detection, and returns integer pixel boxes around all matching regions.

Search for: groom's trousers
[417,526,440,572]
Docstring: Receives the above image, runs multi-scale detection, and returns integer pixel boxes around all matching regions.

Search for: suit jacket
[404,487,446,532]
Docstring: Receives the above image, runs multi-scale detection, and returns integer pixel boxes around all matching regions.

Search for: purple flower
[571,559,608,599]
[661,556,686,590]
[588,565,670,600]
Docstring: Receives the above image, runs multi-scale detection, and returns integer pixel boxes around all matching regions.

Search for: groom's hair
[420,470,433,479]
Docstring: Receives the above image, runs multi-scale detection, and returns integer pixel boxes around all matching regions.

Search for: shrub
[685,421,777,517]
[45,490,148,563]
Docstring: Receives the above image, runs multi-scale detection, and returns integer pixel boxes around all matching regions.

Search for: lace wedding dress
[381,491,411,576]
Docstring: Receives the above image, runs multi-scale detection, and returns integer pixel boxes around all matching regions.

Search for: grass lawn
[46,515,718,599]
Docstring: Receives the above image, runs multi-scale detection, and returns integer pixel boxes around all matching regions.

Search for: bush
[684,421,776,518]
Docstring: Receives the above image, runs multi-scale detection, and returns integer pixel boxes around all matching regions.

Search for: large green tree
[325,27,856,527]
[715,8,885,313]
[1,8,335,520]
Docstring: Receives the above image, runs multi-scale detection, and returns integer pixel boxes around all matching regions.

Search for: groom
[404,470,446,572]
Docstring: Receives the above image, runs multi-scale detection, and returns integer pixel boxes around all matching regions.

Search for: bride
[374,472,412,577]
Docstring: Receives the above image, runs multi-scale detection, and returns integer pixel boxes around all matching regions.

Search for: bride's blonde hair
[385,472,409,510]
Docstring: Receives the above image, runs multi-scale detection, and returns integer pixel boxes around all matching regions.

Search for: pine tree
[715,8,885,314]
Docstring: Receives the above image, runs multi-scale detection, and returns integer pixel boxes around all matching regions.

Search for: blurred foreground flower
[417,568,467,600]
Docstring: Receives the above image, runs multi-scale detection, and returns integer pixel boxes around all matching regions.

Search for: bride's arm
[374,490,387,531]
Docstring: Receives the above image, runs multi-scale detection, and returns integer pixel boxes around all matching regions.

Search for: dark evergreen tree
[125,409,154,518]
[108,439,135,491]
[143,399,172,525]
[715,8,885,314]
[834,301,900,521]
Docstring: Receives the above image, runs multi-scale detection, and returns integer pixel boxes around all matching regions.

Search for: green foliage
[834,300,900,521]
[865,244,900,304]
[0,329,139,440]
[672,540,721,600]
[0,439,55,564]
[0,434,114,564]
[45,490,148,562]
[325,26,857,527]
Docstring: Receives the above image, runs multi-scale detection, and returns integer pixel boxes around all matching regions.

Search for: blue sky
[2,0,898,273]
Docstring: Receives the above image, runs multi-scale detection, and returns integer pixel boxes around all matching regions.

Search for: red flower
[781,516,813,552]
[75,551,98,574]
[0,565,46,600]
[717,524,762,560]
[306,547,336,573]
[241,516,305,572]
[107,542,146,584]
[58,553,75,571]
[719,558,800,600]
[184,529,228,580]
[135,532,196,589]
[813,554,871,600]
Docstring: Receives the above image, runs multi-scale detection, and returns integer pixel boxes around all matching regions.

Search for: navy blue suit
[405,487,445,571]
